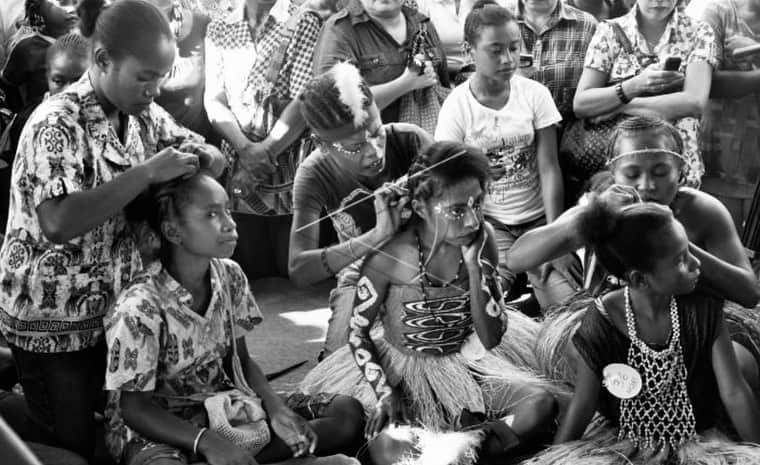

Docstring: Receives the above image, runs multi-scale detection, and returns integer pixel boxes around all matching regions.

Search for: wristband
[193,427,208,456]
[615,81,631,104]
[320,247,335,275]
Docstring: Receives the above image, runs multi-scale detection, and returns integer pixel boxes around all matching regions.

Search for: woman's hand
[629,64,684,95]
[269,404,318,458]
[366,391,408,439]
[371,181,410,244]
[237,141,278,181]
[198,429,258,465]
[400,57,438,92]
[142,146,199,183]
[462,225,488,271]
[178,140,226,177]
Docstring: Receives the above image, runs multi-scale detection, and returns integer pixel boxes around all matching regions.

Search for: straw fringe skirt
[522,417,760,465]
[299,319,562,430]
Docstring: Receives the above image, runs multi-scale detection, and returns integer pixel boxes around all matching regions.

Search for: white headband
[606,148,687,167]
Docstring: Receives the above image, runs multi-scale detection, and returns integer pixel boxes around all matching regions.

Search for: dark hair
[46,32,91,64]
[579,196,675,278]
[79,0,173,60]
[299,68,374,132]
[608,115,684,161]
[126,172,214,260]
[463,0,515,47]
[407,141,490,203]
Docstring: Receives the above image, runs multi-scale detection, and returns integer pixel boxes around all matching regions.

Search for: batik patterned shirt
[584,5,717,186]
[0,73,203,353]
[103,258,262,460]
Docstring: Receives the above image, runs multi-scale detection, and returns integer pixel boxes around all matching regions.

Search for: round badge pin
[602,363,642,399]
[460,333,486,361]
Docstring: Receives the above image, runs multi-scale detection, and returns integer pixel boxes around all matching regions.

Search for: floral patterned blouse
[584,5,717,187]
[0,73,203,353]
[103,258,263,460]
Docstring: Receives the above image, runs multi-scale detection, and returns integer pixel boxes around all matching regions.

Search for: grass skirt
[522,417,760,465]
[299,311,561,430]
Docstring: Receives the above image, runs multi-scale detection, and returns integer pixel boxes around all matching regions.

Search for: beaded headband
[606,148,687,167]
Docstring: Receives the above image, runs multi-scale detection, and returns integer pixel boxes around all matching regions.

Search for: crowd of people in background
[0,0,759,464]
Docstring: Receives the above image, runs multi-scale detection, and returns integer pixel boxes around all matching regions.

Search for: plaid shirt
[205,0,322,214]
[505,0,597,122]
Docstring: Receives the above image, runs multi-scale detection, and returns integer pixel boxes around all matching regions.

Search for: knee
[368,430,417,465]
[326,395,366,443]
[522,391,558,431]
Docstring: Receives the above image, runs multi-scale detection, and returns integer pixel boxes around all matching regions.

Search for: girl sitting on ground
[300,141,562,465]
[527,197,760,464]
[104,172,364,465]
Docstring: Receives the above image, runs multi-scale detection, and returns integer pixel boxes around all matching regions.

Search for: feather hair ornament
[331,62,369,129]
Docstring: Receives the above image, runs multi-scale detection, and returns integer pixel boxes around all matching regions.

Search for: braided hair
[407,141,490,206]
[300,63,374,133]
[579,195,675,278]
[25,0,46,32]
[463,0,515,47]
[46,32,91,64]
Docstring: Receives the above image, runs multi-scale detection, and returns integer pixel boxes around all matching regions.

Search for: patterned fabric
[584,5,718,187]
[205,0,322,215]
[0,73,203,353]
[504,0,598,121]
[103,258,263,460]
[400,293,473,355]
[686,0,760,199]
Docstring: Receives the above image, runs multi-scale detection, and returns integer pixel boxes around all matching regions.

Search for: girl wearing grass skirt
[524,197,760,465]
[300,141,562,465]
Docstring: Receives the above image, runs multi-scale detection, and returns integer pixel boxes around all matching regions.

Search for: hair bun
[471,0,499,9]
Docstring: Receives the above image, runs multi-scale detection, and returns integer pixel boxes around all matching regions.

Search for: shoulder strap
[606,20,634,56]
[265,5,316,84]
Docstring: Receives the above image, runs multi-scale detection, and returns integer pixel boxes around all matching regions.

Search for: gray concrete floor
[247,277,335,392]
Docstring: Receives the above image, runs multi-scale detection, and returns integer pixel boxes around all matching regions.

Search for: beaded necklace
[415,229,464,326]
[618,287,696,450]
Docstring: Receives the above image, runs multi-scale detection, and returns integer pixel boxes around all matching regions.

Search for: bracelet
[193,427,208,456]
[615,81,631,104]
[320,247,335,275]
[348,238,358,260]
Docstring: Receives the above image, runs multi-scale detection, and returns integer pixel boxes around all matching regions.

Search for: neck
[246,0,276,23]
[368,10,404,26]
[89,69,119,120]
[165,251,211,297]
[636,9,670,41]
[628,286,672,321]
[416,220,449,259]
[472,71,510,97]
[523,0,558,20]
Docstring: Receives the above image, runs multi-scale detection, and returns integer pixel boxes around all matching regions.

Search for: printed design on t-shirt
[330,187,377,242]
[469,125,539,204]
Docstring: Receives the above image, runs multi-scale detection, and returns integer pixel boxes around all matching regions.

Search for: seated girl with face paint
[527,196,760,465]
[299,141,565,465]
[104,172,365,465]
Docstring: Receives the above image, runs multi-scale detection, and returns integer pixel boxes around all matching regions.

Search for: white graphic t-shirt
[435,74,562,225]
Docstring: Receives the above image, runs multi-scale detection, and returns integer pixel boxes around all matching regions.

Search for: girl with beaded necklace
[527,197,760,464]
[299,141,563,465]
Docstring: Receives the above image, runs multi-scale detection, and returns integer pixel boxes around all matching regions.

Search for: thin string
[294,149,469,234]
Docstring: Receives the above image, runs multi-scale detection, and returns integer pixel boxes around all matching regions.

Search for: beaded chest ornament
[617,286,697,450]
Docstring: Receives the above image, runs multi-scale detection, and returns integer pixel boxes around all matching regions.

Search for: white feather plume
[331,62,369,128]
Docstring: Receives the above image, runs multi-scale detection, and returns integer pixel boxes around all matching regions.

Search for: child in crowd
[300,141,562,465]
[45,32,90,96]
[105,172,364,465]
[528,197,760,464]
[435,0,579,309]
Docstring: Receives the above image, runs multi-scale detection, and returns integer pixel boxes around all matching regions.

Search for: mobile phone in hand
[663,56,682,71]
